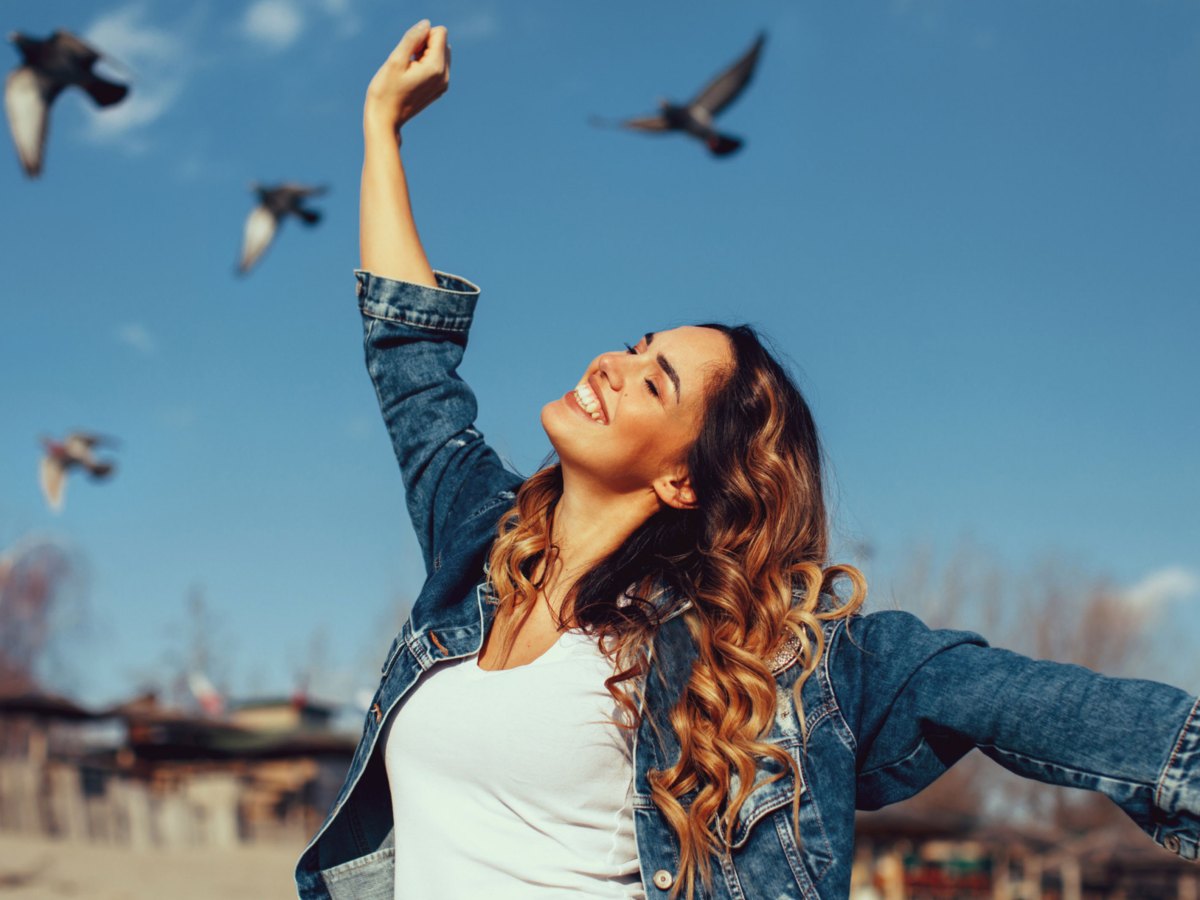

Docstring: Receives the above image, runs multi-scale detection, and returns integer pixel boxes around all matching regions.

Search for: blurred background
[1,0,1197,897]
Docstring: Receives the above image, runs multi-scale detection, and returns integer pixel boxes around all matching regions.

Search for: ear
[652,470,698,510]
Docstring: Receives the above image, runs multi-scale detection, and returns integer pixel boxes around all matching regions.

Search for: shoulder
[830,609,987,660]
[821,610,989,721]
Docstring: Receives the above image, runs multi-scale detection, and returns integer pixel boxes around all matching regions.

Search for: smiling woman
[293,18,1200,900]
[540,326,731,512]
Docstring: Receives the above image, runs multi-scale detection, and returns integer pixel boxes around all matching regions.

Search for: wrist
[363,108,401,142]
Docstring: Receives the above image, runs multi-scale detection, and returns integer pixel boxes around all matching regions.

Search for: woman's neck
[538,475,658,612]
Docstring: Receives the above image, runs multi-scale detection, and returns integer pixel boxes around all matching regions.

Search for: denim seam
[859,736,930,778]
[404,624,435,669]
[803,699,835,738]
[979,743,1147,789]
[380,620,412,678]
[359,304,473,332]
[718,848,747,900]
[822,619,856,755]
[1155,694,1200,813]
[320,844,396,879]
[773,813,821,900]
[729,766,805,850]
[462,493,514,526]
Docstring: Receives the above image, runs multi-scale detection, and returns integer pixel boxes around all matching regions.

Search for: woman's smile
[568,378,609,424]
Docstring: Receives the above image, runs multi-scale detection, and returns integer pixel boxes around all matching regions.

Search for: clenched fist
[364,20,450,135]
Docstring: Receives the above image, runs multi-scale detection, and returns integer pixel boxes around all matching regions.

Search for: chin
[540,397,562,439]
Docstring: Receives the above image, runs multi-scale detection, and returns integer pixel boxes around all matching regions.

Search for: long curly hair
[484,324,866,898]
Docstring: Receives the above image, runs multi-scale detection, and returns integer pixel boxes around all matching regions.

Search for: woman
[295,20,1199,900]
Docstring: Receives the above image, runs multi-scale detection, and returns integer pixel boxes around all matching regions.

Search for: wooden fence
[0,757,303,848]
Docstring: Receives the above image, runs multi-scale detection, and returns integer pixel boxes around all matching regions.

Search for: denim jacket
[294,271,1200,899]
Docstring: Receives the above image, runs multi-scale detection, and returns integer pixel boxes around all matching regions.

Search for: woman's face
[541,325,732,506]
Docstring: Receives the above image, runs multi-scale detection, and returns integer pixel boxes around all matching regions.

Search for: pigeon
[592,32,766,157]
[237,182,328,275]
[39,432,117,512]
[4,29,130,178]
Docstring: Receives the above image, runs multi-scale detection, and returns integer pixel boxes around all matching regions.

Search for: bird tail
[86,461,115,479]
[83,76,129,108]
[297,208,322,225]
[706,133,743,156]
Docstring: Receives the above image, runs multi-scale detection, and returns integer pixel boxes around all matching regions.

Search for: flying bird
[39,432,117,512]
[592,32,766,157]
[237,182,328,275]
[4,29,130,178]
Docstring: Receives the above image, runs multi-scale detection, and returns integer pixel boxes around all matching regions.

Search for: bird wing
[288,183,328,199]
[238,205,278,274]
[63,433,101,465]
[616,114,672,133]
[4,67,53,177]
[687,32,766,118]
[40,456,66,512]
[53,30,103,68]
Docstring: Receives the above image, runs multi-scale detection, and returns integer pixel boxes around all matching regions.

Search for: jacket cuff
[354,269,480,333]
[1155,694,1200,859]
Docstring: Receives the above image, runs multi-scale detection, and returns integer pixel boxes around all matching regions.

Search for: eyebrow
[643,332,681,404]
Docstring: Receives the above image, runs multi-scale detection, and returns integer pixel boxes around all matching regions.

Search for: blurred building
[0,684,355,849]
[852,807,1199,900]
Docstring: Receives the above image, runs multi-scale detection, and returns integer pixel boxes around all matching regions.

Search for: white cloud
[1122,566,1199,616]
[240,0,306,50]
[81,4,195,149]
[448,9,499,44]
[316,0,361,38]
[114,322,158,355]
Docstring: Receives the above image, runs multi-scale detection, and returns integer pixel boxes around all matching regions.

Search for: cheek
[620,411,695,470]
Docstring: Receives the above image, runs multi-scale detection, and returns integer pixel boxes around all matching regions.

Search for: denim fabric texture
[294,271,1200,899]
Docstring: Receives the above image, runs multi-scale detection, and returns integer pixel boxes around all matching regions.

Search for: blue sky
[2,0,1197,712]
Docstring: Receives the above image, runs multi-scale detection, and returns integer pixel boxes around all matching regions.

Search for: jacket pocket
[728,743,834,886]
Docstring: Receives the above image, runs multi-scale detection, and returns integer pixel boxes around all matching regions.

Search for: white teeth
[573,382,606,423]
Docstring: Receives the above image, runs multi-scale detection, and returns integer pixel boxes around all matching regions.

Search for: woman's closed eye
[624,342,661,399]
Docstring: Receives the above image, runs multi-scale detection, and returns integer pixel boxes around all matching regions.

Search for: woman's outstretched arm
[360,19,444,284]
[833,611,1199,859]
[356,21,521,573]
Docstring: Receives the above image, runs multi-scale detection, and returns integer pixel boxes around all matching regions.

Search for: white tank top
[381,628,644,899]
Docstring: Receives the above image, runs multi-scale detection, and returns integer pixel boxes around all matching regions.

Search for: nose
[596,352,625,392]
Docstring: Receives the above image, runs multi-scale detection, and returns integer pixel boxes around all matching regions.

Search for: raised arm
[833,611,1199,860]
[361,19,445,284]
[357,21,521,572]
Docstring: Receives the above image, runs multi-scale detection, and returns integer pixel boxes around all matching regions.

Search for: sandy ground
[0,834,302,899]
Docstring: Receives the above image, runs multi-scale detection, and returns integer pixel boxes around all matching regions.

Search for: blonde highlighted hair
[485,324,865,898]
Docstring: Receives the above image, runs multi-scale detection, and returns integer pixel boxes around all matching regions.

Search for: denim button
[1164,834,1182,854]
[652,869,673,890]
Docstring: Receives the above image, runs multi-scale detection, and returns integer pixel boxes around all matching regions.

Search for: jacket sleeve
[356,269,523,574]
[833,610,1200,861]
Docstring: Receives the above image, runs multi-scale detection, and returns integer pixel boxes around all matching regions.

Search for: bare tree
[121,584,235,715]
[0,536,88,694]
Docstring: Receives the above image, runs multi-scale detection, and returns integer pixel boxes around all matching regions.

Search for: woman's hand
[364,19,450,137]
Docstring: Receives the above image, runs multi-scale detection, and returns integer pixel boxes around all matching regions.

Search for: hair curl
[484,324,865,898]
